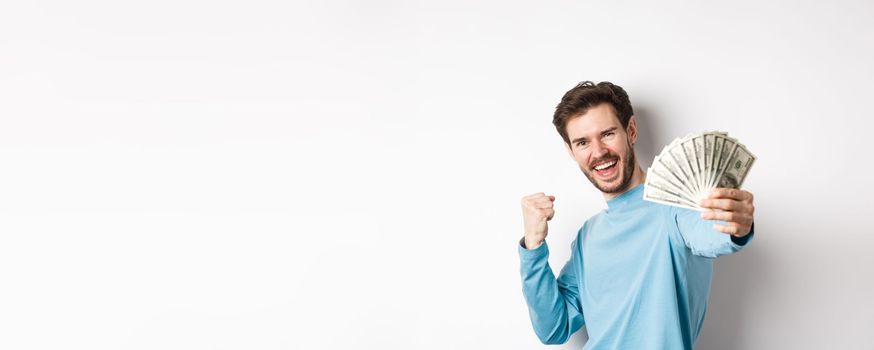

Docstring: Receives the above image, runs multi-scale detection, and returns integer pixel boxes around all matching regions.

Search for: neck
[602,162,646,201]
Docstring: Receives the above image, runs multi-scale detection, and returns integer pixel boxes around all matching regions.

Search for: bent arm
[518,238,585,344]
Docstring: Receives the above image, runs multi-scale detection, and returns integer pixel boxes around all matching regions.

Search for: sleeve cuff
[518,237,548,262]
[730,222,755,247]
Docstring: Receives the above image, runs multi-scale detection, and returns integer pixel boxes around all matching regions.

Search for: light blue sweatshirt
[518,183,753,349]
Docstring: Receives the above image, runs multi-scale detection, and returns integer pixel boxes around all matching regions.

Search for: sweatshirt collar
[606,183,644,211]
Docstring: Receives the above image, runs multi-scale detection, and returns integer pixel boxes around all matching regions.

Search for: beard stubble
[582,140,637,194]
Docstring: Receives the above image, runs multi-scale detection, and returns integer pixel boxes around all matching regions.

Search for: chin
[595,169,631,193]
[598,180,625,193]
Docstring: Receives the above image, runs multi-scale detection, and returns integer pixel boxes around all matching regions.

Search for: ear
[626,115,638,146]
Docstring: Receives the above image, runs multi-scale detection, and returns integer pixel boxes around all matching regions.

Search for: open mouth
[592,159,619,178]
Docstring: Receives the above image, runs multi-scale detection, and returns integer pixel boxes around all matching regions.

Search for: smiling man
[518,81,755,349]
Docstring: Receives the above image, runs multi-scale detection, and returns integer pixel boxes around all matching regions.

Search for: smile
[594,160,617,170]
[592,159,620,178]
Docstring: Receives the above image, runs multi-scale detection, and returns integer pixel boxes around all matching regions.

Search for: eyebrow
[571,127,619,145]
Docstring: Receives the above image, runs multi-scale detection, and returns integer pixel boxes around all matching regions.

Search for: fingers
[700,210,753,227]
[529,198,553,208]
[712,223,751,237]
[700,188,755,238]
[699,198,750,212]
[709,188,753,202]
[522,192,556,209]
[522,192,555,201]
[529,197,555,209]
[521,193,556,222]
[701,195,753,237]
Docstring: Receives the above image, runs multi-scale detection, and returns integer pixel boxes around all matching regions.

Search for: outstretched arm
[674,188,756,257]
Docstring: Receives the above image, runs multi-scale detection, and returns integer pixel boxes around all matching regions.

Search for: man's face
[564,103,638,194]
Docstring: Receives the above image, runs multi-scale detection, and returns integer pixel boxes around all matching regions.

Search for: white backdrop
[1,1,872,349]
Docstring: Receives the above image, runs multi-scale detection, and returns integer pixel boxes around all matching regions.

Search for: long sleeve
[518,238,585,344]
[672,207,754,258]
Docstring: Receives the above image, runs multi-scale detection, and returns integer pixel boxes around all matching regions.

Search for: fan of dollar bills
[644,131,756,211]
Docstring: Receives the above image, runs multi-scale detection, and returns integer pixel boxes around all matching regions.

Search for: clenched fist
[520,192,556,249]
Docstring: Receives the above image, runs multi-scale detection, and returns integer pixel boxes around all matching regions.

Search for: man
[518,81,755,349]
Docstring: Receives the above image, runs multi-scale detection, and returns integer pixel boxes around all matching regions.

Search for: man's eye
[576,142,587,147]
[604,132,615,138]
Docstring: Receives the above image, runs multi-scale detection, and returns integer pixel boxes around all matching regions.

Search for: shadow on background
[635,105,767,349]
[565,327,588,349]
[633,107,669,170]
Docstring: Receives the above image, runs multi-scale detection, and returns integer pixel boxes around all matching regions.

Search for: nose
[590,140,609,159]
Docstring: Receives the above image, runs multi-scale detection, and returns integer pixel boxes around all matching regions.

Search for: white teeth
[594,160,617,170]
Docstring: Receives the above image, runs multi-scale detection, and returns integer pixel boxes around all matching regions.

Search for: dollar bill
[693,135,706,193]
[707,134,723,190]
[650,161,696,200]
[647,166,696,202]
[713,135,739,189]
[644,182,703,211]
[717,143,755,189]
[655,146,697,198]
[676,137,701,196]
[643,131,755,210]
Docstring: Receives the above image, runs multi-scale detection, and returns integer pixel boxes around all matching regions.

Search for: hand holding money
[644,131,756,237]
[700,188,755,238]
[520,193,556,249]
[644,131,756,211]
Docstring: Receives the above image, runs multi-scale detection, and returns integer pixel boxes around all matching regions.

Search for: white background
[1,0,872,349]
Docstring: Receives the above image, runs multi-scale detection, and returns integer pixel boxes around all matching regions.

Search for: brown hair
[553,81,634,145]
